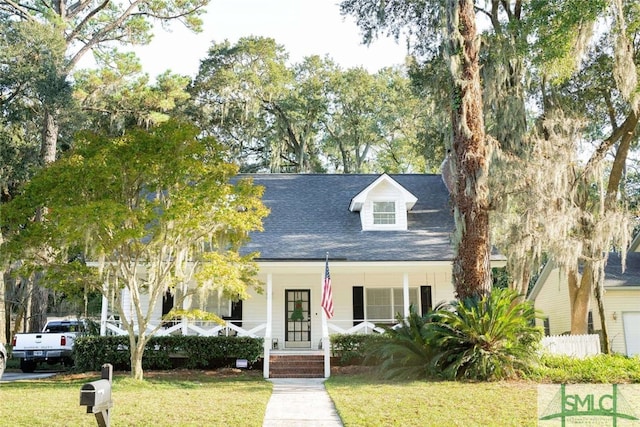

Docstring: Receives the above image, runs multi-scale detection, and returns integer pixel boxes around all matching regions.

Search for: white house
[528,233,640,356]
[103,173,505,377]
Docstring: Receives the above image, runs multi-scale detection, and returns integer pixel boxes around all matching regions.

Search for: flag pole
[321,252,330,378]
[321,252,329,338]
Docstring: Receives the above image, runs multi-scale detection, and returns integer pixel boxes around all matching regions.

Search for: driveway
[0,371,57,382]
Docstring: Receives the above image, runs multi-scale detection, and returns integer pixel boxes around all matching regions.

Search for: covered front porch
[98,261,453,378]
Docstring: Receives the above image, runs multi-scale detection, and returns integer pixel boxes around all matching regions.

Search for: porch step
[269,354,325,378]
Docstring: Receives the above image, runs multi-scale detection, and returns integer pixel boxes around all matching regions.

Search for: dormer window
[373,201,396,225]
[349,174,418,231]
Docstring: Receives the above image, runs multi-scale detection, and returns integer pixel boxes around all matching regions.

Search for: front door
[285,289,311,348]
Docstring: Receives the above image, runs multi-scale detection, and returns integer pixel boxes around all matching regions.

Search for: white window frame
[364,287,419,322]
[192,290,232,318]
[372,201,396,225]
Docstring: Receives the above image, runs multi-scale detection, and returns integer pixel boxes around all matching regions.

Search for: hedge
[73,335,264,372]
[330,333,388,365]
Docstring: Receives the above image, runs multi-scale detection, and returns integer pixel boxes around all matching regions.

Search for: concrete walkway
[263,378,344,427]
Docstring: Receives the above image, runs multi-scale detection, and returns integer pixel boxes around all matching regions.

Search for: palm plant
[428,288,542,381]
[366,305,437,380]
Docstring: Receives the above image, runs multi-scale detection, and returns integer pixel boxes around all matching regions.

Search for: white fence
[540,334,601,358]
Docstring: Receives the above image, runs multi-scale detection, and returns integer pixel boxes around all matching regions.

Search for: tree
[73,52,192,135]
[1,0,210,332]
[189,37,294,171]
[190,36,433,174]
[1,120,269,379]
[521,0,638,342]
[1,0,210,162]
[342,1,639,326]
[342,0,492,298]
[443,0,492,299]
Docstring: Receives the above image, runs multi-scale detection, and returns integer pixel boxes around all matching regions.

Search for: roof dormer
[349,174,418,231]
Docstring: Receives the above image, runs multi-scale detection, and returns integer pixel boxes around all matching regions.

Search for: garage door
[622,312,640,356]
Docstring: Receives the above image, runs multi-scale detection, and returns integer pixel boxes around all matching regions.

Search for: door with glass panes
[285,289,311,348]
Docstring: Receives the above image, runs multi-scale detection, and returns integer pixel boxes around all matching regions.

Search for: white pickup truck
[11,319,86,373]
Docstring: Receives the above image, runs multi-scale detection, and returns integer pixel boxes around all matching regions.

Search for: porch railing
[102,318,267,338]
[328,321,386,335]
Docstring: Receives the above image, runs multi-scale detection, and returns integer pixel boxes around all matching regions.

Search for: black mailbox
[80,379,112,412]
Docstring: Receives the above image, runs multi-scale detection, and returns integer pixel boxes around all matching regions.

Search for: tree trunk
[41,108,59,164]
[129,334,146,380]
[594,276,610,353]
[28,109,60,331]
[568,267,590,335]
[0,268,6,344]
[29,273,49,332]
[446,0,492,300]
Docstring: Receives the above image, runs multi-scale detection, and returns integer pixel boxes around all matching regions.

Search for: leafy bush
[368,289,542,381]
[74,335,263,372]
[427,288,542,381]
[365,306,435,380]
[330,333,387,365]
[531,354,640,383]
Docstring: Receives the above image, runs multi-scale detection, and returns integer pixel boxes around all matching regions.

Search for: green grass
[2,354,639,426]
[0,369,271,427]
[326,374,538,426]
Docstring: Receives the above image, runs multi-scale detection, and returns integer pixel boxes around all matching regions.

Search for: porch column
[263,273,273,379]
[181,283,189,335]
[403,272,410,319]
[100,291,108,336]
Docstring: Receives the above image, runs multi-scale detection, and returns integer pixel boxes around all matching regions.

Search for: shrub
[365,306,435,380]
[427,288,542,381]
[531,354,640,383]
[330,333,387,365]
[74,335,263,371]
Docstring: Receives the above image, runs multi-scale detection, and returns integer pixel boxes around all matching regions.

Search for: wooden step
[269,354,325,378]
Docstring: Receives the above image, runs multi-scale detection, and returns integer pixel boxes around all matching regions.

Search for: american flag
[321,255,334,319]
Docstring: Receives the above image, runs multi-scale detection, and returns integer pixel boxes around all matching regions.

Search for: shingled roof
[239,173,455,262]
[604,251,640,287]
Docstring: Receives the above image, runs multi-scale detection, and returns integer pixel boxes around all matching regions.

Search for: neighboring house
[104,173,505,377]
[528,233,640,356]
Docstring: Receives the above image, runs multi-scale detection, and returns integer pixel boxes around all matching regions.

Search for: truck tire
[20,359,37,373]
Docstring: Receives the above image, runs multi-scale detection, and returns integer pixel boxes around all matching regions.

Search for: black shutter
[543,317,550,336]
[162,291,174,316]
[225,300,243,327]
[162,291,174,327]
[420,286,432,315]
[353,286,364,326]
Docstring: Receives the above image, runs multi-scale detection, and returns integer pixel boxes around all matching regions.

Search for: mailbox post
[79,363,113,427]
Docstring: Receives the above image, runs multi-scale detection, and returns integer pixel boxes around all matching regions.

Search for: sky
[133,0,409,79]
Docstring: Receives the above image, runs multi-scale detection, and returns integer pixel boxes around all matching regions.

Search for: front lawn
[326,374,537,426]
[0,369,271,427]
[1,354,639,426]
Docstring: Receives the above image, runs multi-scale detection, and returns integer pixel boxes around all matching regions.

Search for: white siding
[533,267,574,336]
[622,312,640,356]
[360,181,408,231]
[113,261,460,345]
[120,288,163,330]
[245,262,455,348]
[595,290,640,355]
[534,268,640,355]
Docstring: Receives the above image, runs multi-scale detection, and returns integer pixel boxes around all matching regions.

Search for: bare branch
[65,0,110,44]
[1,0,38,20]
